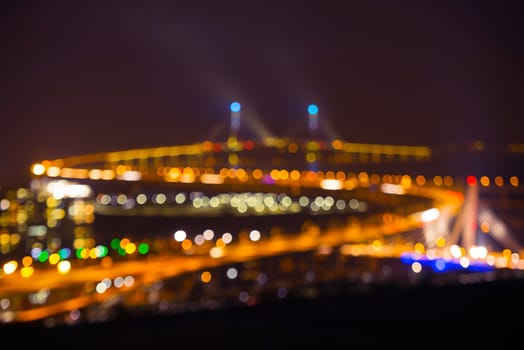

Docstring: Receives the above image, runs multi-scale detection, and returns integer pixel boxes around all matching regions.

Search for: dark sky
[1,0,523,186]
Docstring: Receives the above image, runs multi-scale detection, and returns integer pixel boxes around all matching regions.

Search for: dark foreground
[3,278,524,346]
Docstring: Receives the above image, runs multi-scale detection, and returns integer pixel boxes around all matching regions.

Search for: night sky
[1,0,523,187]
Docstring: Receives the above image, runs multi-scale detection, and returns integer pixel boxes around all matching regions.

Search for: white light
[222,232,233,244]
[96,282,107,294]
[46,180,92,199]
[118,170,142,181]
[249,230,261,242]
[320,179,343,190]
[194,234,205,246]
[136,193,147,205]
[175,193,186,204]
[226,267,238,279]
[203,229,214,240]
[411,261,422,273]
[0,199,10,211]
[450,244,462,258]
[114,277,124,288]
[460,256,470,268]
[420,208,440,223]
[155,193,166,204]
[174,230,187,242]
[469,246,488,259]
[124,276,134,287]
[209,247,224,258]
[380,183,405,195]
[2,261,17,275]
[57,260,71,274]
[486,255,495,266]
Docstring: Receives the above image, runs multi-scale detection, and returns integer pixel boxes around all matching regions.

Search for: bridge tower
[446,176,521,255]
[307,104,319,139]
[447,179,479,252]
[230,101,241,139]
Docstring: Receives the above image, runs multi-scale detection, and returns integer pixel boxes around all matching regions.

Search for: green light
[38,250,49,263]
[98,245,109,258]
[76,248,83,259]
[110,238,121,250]
[117,247,126,256]
[95,245,109,258]
[138,243,149,255]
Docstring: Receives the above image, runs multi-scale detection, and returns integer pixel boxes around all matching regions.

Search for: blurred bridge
[1,105,523,325]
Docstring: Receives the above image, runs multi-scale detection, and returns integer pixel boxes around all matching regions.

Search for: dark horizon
[1,0,524,187]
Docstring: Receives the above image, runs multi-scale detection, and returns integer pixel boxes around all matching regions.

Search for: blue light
[435,259,446,271]
[230,102,241,113]
[307,104,318,115]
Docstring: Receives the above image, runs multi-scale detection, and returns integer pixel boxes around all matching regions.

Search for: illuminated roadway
[2,137,522,325]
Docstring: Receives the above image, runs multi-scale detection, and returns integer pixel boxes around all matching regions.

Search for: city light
[230,101,241,112]
[307,104,319,115]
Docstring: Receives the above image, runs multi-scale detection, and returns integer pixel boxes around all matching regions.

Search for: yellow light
[57,260,71,274]
[0,233,9,245]
[400,175,412,188]
[252,169,263,180]
[116,165,127,176]
[358,172,369,184]
[89,169,102,180]
[290,170,301,181]
[200,271,212,283]
[480,176,490,187]
[80,248,90,259]
[47,166,61,177]
[125,243,136,254]
[228,154,239,165]
[31,163,46,176]
[279,169,289,180]
[510,176,519,187]
[101,169,115,180]
[236,168,247,181]
[436,236,446,248]
[433,176,443,186]
[20,266,34,278]
[306,152,316,163]
[372,240,382,251]
[414,243,425,254]
[494,176,504,186]
[49,253,60,265]
[209,247,224,258]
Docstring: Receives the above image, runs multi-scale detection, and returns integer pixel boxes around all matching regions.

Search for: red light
[466,175,477,186]
[243,140,254,150]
